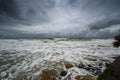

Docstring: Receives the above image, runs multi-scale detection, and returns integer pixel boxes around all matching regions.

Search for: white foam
[0,39,120,80]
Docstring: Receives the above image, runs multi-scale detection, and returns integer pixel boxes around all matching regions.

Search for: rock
[36,69,58,80]
[77,63,85,68]
[88,64,92,67]
[105,62,110,67]
[97,56,120,80]
[98,63,103,67]
[60,70,67,76]
[43,40,48,43]
[75,75,82,80]
[64,74,72,80]
[113,34,120,48]
[114,34,120,42]
[65,63,74,69]
[75,74,94,80]
[105,75,118,80]
[83,56,97,61]
[84,64,93,71]
[82,74,94,80]
[84,65,101,75]
[95,70,101,75]
[85,67,91,71]
[113,41,120,48]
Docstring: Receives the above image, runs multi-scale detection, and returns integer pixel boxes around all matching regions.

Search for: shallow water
[0,39,120,80]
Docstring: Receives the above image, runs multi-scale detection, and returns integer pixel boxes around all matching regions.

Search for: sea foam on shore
[0,39,120,80]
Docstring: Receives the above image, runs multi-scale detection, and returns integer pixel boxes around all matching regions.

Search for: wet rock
[84,65,93,71]
[75,74,94,80]
[36,69,58,80]
[60,70,67,76]
[94,69,102,75]
[114,34,120,42]
[97,66,113,80]
[98,63,103,67]
[113,41,120,48]
[75,75,82,80]
[97,56,120,80]
[82,74,95,80]
[105,62,110,67]
[84,65,101,75]
[83,56,97,61]
[85,67,90,71]
[65,63,74,69]
[43,40,48,43]
[64,74,72,80]
[105,75,118,80]
[77,63,85,68]
[88,64,92,67]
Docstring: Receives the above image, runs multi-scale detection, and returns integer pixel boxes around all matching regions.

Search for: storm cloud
[0,0,120,38]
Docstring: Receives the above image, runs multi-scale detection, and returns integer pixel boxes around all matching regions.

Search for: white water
[0,39,120,80]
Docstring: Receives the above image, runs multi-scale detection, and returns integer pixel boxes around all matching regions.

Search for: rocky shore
[34,34,120,80]
[97,56,120,80]
[97,34,120,80]
[32,56,120,80]
[33,56,120,80]
[34,63,96,80]
[0,39,119,80]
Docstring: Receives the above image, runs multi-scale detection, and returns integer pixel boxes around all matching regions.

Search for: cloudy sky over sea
[0,0,120,38]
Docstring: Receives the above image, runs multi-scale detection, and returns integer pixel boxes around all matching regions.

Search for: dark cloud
[89,19,120,30]
[0,0,20,18]
[0,0,120,38]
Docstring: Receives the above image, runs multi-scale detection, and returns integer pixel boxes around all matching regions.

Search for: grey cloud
[0,0,20,18]
[0,0,120,38]
[89,19,120,30]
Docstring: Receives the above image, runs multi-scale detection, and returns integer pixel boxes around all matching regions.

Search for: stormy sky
[0,0,120,38]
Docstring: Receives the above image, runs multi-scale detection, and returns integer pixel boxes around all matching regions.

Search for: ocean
[0,39,120,80]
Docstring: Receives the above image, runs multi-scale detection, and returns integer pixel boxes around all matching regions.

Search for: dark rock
[98,63,103,67]
[105,62,110,67]
[95,70,102,75]
[60,70,67,76]
[82,75,94,80]
[114,34,120,42]
[36,69,58,80]
[105,75,118,80]
[113,41,120,48]
[113,34,120,48]
[65,63,74,69]
[43,40,48,43]
[83,57,97,61]
[97,56,120,80]
[85,67,91,71]
[64,74,71,80]
[88,64,92,67]
[75,74,94,80]
[98,35,120,80]
[75,75,81,80]
[77,63,85,68]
